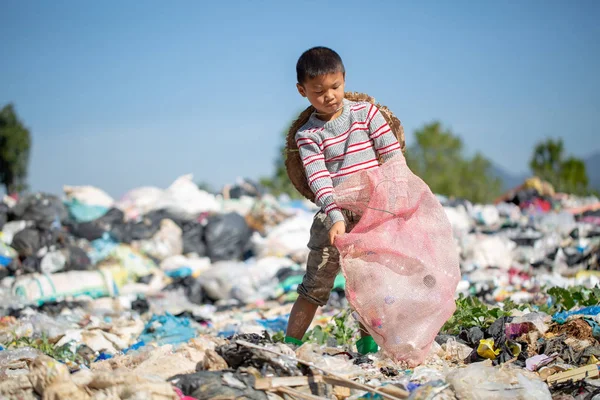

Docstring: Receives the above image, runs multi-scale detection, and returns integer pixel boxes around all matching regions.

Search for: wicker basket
[285,92,406,202]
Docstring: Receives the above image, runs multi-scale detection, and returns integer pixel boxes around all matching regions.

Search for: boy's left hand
[329,221,346,245]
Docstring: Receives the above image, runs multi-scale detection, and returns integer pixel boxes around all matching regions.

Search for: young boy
[285,47,402,354]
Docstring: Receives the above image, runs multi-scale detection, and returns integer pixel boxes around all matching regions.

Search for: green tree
[529,138,589,195]
[0,104,32,193]
[529,138,564,183]
[405,121,502,203]
[196,181,215,194]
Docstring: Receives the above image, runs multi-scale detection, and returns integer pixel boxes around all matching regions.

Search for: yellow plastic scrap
[477,338,501,360]
[507,340,521,357]
[576,270,600,279]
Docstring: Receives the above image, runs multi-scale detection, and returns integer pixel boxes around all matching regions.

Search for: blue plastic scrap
[122,341,145,354]
[256,315,289,333]
[94,352,113,362]
[584,318,600,339]
[553,306,600,324]
[137,313,197,346]
[164,267,193,278]
[64,199,109,223]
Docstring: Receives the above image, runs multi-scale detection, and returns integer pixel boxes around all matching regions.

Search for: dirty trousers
[297,210,360,306]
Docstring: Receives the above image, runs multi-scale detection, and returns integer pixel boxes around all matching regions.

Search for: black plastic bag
[182,222,206,256]
[110,219,159,243]
[168,371,267,400]
[63,245,93,271]
[11,228,42,257]
[10,193,68,229]
[204,213,252,262]
[0,202,9,230]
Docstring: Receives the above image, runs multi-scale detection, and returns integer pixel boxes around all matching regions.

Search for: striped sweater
[296,98,402,225]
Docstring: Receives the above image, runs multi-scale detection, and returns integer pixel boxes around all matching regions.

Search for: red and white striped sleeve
[296,131,345,225]
[366,105,401,162]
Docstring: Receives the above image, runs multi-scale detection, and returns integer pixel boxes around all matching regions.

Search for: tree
[0,104,32,193]
[196,181,215,194]
[529,138,589,195]
[405,121,502,203]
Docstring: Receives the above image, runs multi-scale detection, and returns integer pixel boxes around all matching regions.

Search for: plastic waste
[10,193,68,230]
[169,370,267,400]
[12,269,118,305]
[445,360,552,399]
[63,184,114,208]
[553,305,600,324]
[40,250,67,274]
[443,338,472,362]
[134,219,183,261]
[0,220,31,245]
[0,241,17,267]
[461,235,516,270]
[199,257,293,303]
[256,316,289,333]
[204,212,252,262]
[535,212,577,236]
[116,175,220,221]
[477,338,501,360]
[160,255,211,277]
[0,202,8,230]
[525,354,558,372]
[471,204,500,226]
[0,347,42,368]
[181,222,206,256]
[443,205,472,237]
[99,244,159,283]
[137,313,197,346]
[64,198,109,223]
[334,153,461,367]
[252,214,312,261]
[296,343,363,378]
[509,312,550,334]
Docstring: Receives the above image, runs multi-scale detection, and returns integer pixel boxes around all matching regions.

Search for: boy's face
[297,71,345,117]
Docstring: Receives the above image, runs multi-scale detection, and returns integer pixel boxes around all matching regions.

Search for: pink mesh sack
[334,152,460,367]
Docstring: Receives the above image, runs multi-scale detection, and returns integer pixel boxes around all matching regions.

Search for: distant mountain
[585,152,600,191]
[490,164,528,191]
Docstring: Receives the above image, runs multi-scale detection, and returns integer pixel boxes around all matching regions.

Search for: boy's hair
[296,46,345,84]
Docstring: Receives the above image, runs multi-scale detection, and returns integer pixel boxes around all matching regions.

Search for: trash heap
[0,174,599,400]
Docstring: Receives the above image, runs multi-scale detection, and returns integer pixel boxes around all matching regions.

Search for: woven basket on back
[285,92,406,202]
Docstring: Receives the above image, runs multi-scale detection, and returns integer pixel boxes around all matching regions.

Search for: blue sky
[1,0,599,197]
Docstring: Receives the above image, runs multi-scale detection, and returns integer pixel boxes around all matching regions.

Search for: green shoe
[284,336,304,346]
[356,336,379,355]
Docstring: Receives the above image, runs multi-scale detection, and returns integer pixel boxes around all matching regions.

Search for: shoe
[356,336,379,355]
[284,336,304,346]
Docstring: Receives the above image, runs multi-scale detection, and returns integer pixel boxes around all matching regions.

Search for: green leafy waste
[441,285,600,335]
[302,309,359,346]
[3,332,87,367]
[272,308,359,347]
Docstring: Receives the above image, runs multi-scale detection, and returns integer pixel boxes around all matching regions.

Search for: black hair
[296,46,345,84]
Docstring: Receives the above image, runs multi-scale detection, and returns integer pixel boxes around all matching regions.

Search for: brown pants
[297,210,360,306]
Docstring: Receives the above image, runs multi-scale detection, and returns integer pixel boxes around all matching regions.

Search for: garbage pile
[0,174,599,399]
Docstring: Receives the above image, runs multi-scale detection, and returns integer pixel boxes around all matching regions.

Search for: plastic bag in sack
[334,153,460,367]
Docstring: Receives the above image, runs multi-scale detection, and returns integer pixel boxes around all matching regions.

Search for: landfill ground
[1,175,599,400]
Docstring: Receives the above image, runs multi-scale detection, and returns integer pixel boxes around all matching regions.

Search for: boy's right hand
[329,221,346,245]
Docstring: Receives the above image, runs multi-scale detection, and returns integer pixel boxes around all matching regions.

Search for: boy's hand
[329,221,346,245]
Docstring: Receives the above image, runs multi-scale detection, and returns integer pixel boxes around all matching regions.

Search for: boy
[285,46,402,354]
